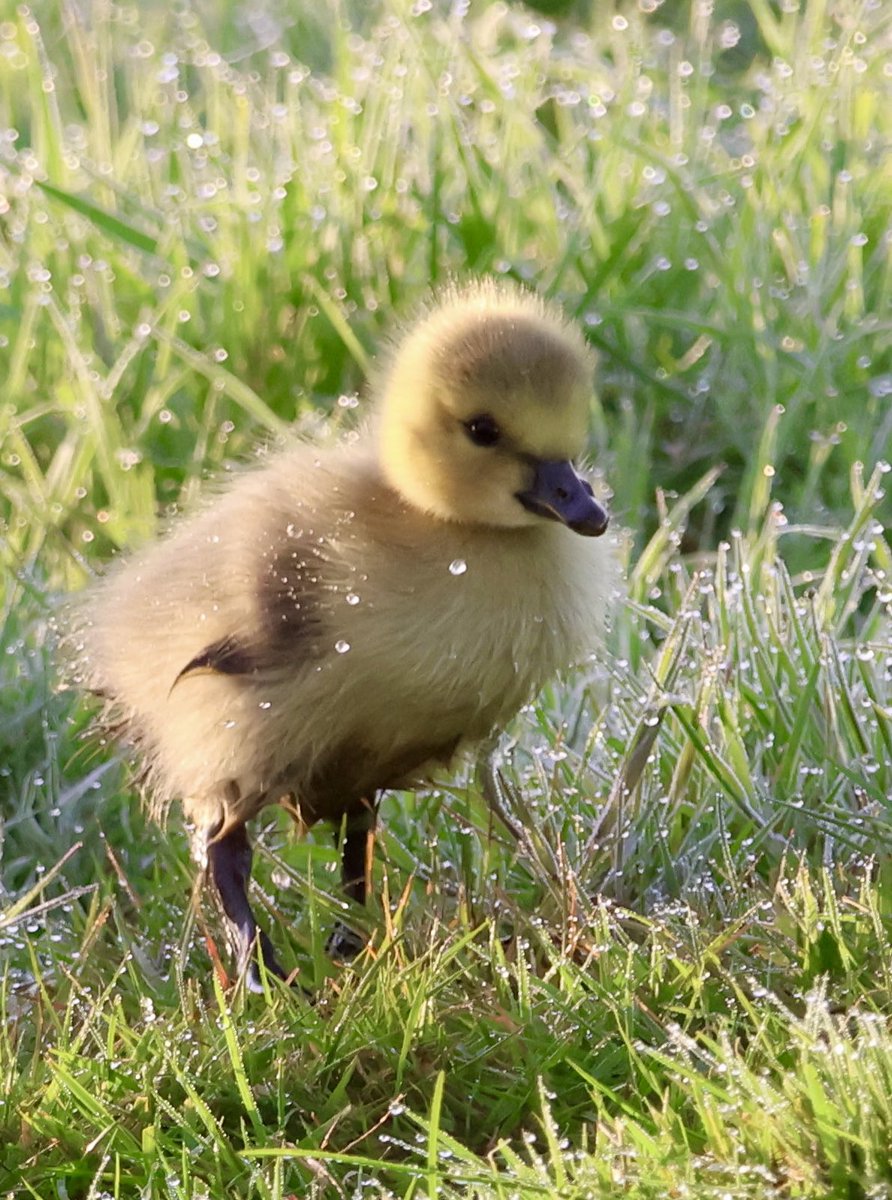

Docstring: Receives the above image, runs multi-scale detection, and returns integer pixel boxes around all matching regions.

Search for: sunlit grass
[1,0,891,1196]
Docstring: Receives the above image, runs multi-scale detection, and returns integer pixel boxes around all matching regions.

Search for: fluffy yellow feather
[67,278,615,986]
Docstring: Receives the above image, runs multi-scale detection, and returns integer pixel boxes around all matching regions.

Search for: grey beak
[517,460,609,537]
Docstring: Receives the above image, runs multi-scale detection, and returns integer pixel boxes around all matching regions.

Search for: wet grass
[1,0,891,1196]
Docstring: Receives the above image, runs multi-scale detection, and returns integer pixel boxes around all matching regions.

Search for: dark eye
[464,414,501,447]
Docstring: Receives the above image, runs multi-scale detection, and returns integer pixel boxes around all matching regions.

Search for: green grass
[1,0,891,1195]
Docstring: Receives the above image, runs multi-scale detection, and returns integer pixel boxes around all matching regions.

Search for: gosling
[69,279,613,990]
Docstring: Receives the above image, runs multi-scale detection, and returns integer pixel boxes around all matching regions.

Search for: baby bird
[70,279,613,989]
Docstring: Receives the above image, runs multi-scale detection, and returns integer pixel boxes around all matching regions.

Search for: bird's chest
[265,522,605,818]
[330,536,577,731]
[292,561,564,817]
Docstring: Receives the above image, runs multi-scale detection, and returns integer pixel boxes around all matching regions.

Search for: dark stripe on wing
[171,635,258,690]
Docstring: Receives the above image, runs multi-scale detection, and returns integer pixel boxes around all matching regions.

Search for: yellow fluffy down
[66,279,617,834]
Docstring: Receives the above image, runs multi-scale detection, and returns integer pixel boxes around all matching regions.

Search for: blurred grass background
[1,0,891,1196]
[2,0,889,571]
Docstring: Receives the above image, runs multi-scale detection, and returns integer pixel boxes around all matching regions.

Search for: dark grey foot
[207,821,291,991]
[243,929,289,993]
[325,920,367,961]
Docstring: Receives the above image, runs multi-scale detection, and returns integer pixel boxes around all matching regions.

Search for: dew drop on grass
[449,558,467,576]
[335,639,351,653]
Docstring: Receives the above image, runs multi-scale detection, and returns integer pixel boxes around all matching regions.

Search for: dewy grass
[1,0,891,1197]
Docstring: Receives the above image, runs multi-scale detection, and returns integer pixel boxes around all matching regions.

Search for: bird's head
[374,280,608,537]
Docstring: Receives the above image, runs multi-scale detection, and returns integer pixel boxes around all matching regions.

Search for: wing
[169,525,333,693]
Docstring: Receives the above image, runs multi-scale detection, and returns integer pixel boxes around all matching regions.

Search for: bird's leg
[326,802,376,961]
[207,820,288,992]
[340,806,376,906]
